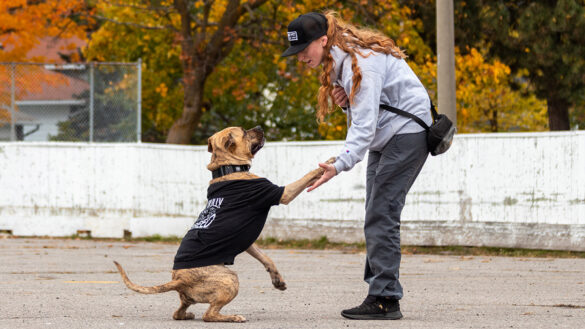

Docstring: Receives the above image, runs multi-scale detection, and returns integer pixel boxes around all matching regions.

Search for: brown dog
[114,126,334,322]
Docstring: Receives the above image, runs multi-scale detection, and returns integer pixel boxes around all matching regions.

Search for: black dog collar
[212,165,250,179]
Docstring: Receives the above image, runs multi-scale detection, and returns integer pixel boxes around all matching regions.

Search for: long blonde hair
[317,11,406,122]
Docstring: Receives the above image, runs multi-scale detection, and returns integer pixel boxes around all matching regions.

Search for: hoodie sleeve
[333,68,383,173]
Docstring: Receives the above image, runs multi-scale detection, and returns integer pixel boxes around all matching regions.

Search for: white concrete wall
[1,131,584,250]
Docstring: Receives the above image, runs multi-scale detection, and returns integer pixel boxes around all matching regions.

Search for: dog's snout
[246,126,264,140]
[247,126,265,156]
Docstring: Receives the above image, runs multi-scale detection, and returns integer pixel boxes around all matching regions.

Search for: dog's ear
[207,137,213,153]
[223,133,236,152]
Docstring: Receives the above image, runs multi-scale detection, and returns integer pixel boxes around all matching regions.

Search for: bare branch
[200,0,270,75]
[242,2,255,20]
[207,0,240,56]
[193,0,214,47]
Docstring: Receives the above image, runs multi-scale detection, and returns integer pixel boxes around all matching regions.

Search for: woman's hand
[307,162,337,192]
[333,86,348,107]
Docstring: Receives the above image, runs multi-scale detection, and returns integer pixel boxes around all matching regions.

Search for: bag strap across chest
[379,101,437,130]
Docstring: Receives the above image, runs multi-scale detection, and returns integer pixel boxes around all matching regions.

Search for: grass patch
[21,234,183,245]
[401,245,585,258]
[257,236,366,251]
[68,233,92,240]
[132,234,182,243]
[257,236,585,258]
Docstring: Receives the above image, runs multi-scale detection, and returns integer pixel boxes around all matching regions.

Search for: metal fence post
[137,58,142,143]
[89,62,94,142]
[10,63,15,141]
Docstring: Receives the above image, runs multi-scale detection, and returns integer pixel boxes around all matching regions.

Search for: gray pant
[364,131,428,299]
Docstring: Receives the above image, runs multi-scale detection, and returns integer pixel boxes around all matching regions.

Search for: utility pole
[436,0,457,126]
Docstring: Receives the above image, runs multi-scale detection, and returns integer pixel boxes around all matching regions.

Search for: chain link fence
[0,62,141,142]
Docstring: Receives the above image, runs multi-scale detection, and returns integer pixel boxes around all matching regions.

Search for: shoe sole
[341,310,403,320]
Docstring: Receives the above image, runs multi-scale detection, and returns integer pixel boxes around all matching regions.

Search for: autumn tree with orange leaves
[0,0,92,62]
[87,0,443,144]
[88,0,275,144]
[85,1,553,144]
[0,0,93,131]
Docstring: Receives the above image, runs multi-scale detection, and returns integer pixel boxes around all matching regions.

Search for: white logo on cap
[288,31,298,41]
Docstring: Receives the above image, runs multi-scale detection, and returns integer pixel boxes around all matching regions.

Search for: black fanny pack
[380,101,456,156]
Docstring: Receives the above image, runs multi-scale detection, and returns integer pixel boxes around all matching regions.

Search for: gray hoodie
[330,46,433,174]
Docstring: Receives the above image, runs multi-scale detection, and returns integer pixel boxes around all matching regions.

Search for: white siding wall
[0,105,71,141]
[1,131,584,250]
[19,105,71,141]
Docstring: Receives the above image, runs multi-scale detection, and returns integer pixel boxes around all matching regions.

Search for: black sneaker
[341,297,403,320]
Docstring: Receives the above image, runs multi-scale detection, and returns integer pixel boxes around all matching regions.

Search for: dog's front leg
[246,243,286,290]
[280,157,336,205]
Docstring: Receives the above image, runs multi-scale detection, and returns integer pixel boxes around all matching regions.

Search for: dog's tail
[113,261,181,294]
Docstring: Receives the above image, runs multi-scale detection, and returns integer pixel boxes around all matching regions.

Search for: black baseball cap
[281,12,328,57]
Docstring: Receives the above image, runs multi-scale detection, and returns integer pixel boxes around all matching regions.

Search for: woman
[282,11,432,320]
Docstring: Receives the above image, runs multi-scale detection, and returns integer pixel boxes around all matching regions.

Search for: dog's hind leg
[246,243,286,290]
[194,267,245,322]
[202,302,246,323]
[173,294,195,320]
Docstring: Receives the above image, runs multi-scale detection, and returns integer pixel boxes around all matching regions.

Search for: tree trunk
[165,96,204,144]
[165,0,268,144]
[490,109,498,132]
[166,68,206,144]
[547,96,570,131]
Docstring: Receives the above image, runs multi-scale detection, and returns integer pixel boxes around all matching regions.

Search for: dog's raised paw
[272,279,287,291]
